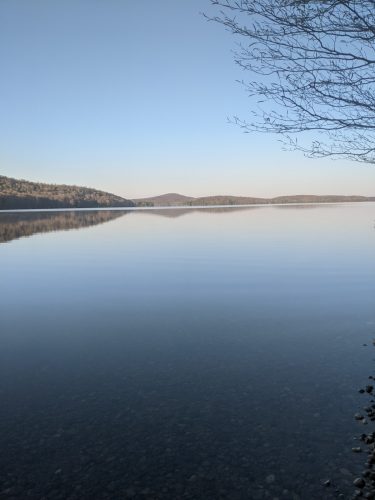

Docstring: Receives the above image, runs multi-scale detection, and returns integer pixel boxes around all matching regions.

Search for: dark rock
[367,386,374,394]
[353,478,366,488]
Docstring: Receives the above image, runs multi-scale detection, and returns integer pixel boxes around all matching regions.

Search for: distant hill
[133,193,195,207]
[270,195,375,204]
[0,175,135,210]
[134,193,375,207]
[192,195,267,206]
[192,194,375,205]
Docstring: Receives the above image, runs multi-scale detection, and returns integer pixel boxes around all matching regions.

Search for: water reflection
[0,206,261,243]
[133,206,260,218]
[0,210,126,244]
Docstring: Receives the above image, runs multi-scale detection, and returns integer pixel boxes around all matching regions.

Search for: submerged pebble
[353,478,366,488]
[266,474,276,484]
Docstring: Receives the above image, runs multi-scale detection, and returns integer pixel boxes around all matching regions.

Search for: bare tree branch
[206,0,375,163]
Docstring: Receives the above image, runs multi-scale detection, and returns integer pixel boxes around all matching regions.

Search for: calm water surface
[1,204,375,499]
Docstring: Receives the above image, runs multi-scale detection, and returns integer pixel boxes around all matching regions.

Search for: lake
[1,204,375,500]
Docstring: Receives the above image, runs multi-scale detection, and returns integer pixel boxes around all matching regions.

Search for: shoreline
[1,200,375,214]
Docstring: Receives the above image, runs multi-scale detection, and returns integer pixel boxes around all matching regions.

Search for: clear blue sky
[1,0,375,198]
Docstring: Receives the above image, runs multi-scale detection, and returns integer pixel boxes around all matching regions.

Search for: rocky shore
[349,341,375,499]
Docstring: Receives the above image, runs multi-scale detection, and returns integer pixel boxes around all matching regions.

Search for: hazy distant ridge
[0,176,135,210]
[133,193,195,206]
[133,193,375,207]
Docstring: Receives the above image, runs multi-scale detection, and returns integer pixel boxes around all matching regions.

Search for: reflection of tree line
[0,210,126,244]
[1,207,260,243]
[0,204,330,244]
[132,205,325,218]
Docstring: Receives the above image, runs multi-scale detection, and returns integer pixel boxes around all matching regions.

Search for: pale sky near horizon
[1,0,375,199]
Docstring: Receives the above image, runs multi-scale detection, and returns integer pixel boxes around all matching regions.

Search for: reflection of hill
[0,210,126,244]
[272,204,325,210]
[130,206,260,218]
[1,207,259,244]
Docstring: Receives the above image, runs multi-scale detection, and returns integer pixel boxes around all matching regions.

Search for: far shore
[1,200,375,214]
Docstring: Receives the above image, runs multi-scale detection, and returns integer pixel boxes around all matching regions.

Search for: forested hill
[0,176,135,210]
[134,193,375,207]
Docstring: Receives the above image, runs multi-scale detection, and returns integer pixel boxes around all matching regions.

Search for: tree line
[0,175,134,210]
